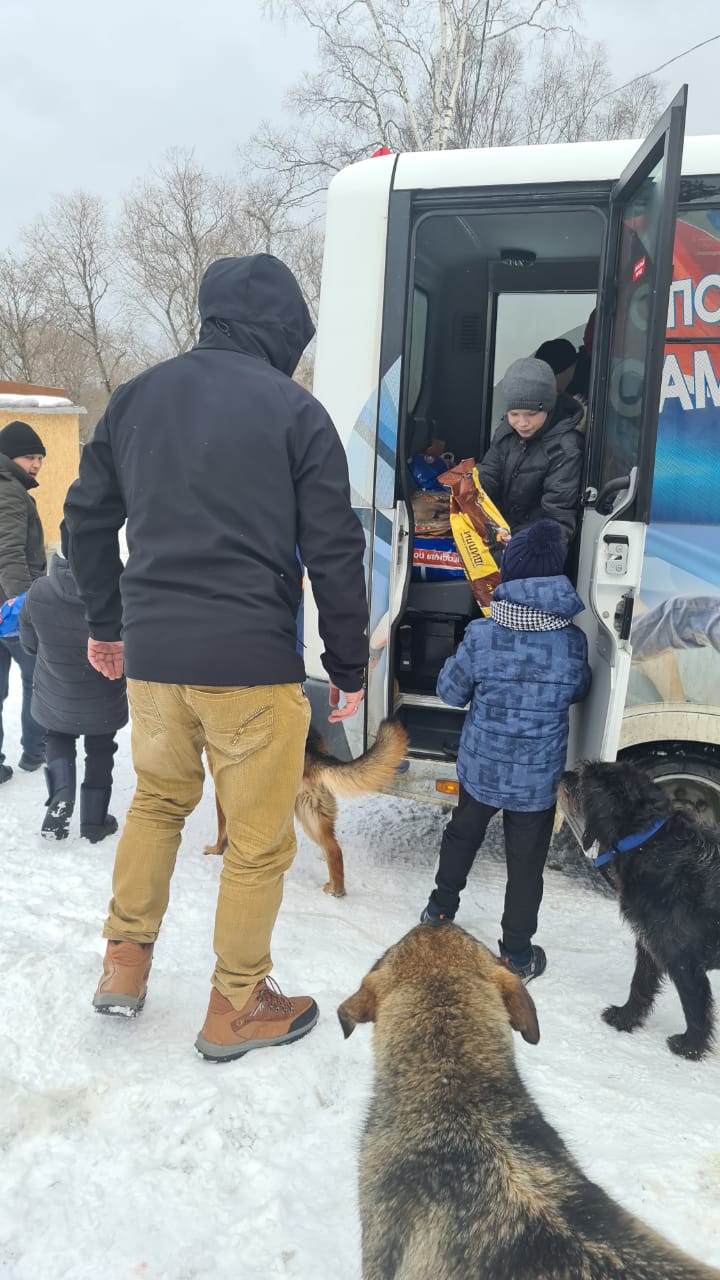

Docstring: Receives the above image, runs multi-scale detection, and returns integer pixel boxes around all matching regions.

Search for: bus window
[491,291,597,426]
[407,287,428,415]
[598,157,665,493]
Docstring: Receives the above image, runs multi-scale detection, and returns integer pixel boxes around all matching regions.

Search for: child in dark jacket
[420,519,591,981]
[19,524,128,841]
[479,357,585,551]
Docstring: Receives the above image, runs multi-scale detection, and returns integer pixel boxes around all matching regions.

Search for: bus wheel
[622,747,720,827]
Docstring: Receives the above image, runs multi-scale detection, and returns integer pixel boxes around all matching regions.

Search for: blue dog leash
[594,818,669,869]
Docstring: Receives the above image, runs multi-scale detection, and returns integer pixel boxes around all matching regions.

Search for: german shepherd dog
[204,718,407,896]
[560,759,720,1060]
[338,924,719,1280]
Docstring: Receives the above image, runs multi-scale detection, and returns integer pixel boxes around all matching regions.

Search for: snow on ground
[1,673,719,1280]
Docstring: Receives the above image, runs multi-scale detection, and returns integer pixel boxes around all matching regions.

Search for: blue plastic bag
[408,452,446,491]
[0,593,26,637]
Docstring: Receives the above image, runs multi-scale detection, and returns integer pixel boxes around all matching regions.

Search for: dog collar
[594,818,668,868]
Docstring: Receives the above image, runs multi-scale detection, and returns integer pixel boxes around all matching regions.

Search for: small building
[0,381,85,551]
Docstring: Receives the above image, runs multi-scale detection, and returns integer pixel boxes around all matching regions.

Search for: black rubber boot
[80,785,118,844]
[41,758,77,841]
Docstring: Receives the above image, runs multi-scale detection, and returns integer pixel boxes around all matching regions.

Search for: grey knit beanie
[501,358,557,414]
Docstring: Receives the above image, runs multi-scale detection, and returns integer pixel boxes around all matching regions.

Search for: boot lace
[254,975,295,1017]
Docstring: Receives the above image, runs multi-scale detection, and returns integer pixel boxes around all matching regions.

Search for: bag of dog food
[437,459,510,612]
[411,536,465,582]
[411,489,452,537]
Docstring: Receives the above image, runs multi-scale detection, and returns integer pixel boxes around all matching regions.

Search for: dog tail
[308,718,408,798]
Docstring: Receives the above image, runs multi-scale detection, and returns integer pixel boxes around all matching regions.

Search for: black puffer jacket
[63,254,369,691]
[479,393,585,548]
[0,453,46,604]
[19,555,128,736]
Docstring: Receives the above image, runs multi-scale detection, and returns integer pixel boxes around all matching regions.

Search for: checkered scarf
[491,598,570,631]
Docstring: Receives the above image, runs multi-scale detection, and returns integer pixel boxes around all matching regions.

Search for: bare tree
[445,31,524,148]
[517,37,662,144]
[26,192,129,396]
[598,75,663,141]
[259,0,663,203]
[0,251,52,384]
[0,246,145,436]
[32,326,151,440]
[257,0,576,198]
[119,150,262,355]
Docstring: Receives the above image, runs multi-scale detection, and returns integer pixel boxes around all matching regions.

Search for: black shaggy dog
[559,760,720,1060]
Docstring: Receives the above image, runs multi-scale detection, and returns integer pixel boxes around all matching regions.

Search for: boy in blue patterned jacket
[421,519,591,982]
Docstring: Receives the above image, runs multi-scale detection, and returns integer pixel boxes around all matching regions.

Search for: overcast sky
[1,0,718,247]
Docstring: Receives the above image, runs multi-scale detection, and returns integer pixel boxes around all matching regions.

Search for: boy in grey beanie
[478,357,585,551]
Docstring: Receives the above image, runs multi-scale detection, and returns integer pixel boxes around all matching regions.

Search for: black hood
[195,254,315,377]
[49,554,79,602]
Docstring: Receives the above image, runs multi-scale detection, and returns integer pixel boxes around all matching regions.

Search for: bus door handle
[593,475,632,515]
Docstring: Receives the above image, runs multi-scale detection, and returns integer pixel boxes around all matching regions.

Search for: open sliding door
[568,86,687,764]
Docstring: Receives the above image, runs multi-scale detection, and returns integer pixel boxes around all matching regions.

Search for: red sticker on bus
[633,256,646,282]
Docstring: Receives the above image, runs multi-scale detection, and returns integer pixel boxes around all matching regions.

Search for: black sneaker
[0,764,13,784]
[420,898,456,926]
[499,942,547,985]
[18,753,45,773]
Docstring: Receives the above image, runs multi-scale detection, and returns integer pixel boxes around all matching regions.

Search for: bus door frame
[568,85,688,767]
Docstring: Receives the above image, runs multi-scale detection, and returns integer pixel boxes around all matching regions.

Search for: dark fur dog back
[338,924,719,1280]
[560,760,720,1059]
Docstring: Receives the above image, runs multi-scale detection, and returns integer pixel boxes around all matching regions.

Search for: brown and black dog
[204,718,407,896]
[338,924,719,1280]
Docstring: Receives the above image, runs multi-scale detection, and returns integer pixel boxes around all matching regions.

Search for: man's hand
[328,682,365,722]
[88,638,124,680]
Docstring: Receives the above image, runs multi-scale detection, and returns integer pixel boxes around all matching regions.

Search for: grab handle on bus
[592,475,632,516]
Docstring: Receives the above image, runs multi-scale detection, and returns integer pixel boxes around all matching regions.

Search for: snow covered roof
[0,382,85,412]
[0,392,75,408]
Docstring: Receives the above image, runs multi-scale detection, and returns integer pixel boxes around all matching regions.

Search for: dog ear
[337,978,377,1039]
[494,965,540,1045]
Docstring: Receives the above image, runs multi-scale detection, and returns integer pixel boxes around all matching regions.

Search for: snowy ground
[1,674,719,1280]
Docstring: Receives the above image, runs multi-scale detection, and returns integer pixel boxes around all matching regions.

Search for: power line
[596,31,720,107]
[510,30,720,146]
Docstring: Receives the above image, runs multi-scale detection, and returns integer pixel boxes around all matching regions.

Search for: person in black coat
[19,523,128,842]
[534,338,578,394]
[0,420,48,782]
[479,357,585,551]
[63,253,369,1056]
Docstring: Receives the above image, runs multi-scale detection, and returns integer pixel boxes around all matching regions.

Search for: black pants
[433,785,556,954]
[0,636,45,763]
[45,731,118,790]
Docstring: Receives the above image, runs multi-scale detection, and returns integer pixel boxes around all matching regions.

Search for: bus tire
[619,744,720,827]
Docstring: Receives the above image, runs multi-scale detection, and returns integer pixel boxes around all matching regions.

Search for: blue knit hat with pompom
[500,520,565,581]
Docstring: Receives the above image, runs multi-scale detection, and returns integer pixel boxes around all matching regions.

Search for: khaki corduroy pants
[103,679,310,1008]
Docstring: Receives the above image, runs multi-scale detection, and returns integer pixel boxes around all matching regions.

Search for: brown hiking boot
[93,940,154,1016]
[195,977,319,1062]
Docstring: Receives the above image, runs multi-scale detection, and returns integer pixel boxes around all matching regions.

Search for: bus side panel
[367,358,402,742]
[623,208,720,734]
[303,156,395,756]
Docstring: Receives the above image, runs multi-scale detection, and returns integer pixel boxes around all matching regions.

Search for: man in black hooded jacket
[64,254,368,1062]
